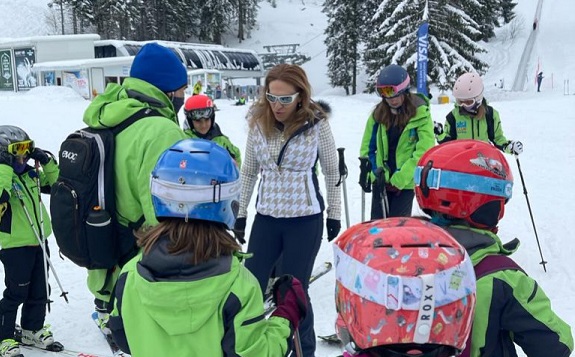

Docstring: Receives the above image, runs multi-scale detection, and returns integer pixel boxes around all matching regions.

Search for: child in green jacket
[0,126,63,356]
[359,64,434,219]
[109,139,306,356]
[183,94,242,167]
[414,139,573,357]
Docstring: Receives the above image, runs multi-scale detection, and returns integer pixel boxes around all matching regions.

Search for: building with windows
[0,34,264,99]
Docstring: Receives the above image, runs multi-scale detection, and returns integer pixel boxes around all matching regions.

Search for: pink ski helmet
[453,73,484,112]
[334,217,476,356]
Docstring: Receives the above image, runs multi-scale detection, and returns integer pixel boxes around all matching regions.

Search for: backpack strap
[445,111,457,141]
[460,255,525,357]
[95,108,161,299]
[111,108,161,136]
[485,105,495,143]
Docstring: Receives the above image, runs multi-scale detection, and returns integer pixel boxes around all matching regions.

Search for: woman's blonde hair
[249,64,326,138]
[135,219,240,265]
[372,93,418,130]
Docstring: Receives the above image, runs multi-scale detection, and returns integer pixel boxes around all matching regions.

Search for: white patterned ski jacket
[239,116,341,220]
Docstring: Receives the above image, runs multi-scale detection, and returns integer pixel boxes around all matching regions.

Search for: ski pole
[358,157,371,222]
[11,182,70,304]
[293,329,304,357]
[375,168,389,219]
[336,148,350,228]
[34,161,52,312]
[514,155,548,272]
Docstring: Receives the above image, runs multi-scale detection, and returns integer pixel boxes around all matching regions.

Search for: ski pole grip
[337,147,347,176]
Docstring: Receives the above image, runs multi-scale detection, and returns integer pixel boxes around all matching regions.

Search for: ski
[19,345,109,357]
[309,261,333,284]
[90,312,129,357]
[318,333,341,344]
[264,261,333,315]
[15,325,105,357]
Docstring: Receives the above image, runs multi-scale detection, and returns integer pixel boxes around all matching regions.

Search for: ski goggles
[265,92,299,105]
[456,98,476,106]
[185,107,214,121]
[376,76,410,98]
[7,140,34,157]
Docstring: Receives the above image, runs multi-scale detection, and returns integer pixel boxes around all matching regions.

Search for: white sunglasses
[265,92,300,105]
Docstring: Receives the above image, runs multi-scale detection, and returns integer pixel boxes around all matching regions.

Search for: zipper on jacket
[303,176,312,206]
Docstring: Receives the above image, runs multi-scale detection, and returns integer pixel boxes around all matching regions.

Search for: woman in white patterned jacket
[233,63,341,356]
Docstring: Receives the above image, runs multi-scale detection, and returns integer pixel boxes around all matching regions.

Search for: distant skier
[537,71,544,92]
[235,94,247,106]
[193,79,202,95]
[414,140,574,357]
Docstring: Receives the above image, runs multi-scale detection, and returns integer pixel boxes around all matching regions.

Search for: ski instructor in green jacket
[359,64,434,219]
[81,43,188,334]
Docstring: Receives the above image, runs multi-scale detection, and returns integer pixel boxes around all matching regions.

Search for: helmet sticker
[470,152,507,178]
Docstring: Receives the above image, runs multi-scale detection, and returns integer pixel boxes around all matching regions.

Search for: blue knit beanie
[130,43,188,92]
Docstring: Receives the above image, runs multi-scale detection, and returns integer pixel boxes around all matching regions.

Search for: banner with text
[0,50,14,91]
[417,22,429,97]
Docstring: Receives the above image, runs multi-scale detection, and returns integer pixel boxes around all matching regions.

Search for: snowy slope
[1,0,574,356]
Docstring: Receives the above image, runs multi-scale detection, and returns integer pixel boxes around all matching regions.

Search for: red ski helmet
[414,140,513,229]
[184,94,215,128]
[334,218,476,356]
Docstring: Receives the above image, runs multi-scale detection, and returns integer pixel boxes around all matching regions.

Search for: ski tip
[318,333,341,344]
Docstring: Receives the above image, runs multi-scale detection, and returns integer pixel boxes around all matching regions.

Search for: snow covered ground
[1,0,574,356]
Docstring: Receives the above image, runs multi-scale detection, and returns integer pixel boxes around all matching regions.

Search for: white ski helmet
[453,72,484,106]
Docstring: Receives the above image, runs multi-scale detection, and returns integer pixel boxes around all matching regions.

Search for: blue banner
[416,22,429,97]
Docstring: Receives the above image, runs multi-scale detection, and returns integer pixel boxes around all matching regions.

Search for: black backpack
[50,108,158,270]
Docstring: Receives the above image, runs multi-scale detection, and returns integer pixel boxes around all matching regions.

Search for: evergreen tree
[500,0,517,24]
[364,0,488,92]
[235,0,259,42]
[324,0,363,95]
[195,0,231,44]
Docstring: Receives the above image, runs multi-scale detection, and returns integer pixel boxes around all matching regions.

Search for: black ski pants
[370,183,415,219]
[0,245,48,340]
[245,213,323,357]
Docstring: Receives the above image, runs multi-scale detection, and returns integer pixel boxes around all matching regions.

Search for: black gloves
[30,148,51,165]
[358,157,372,193]
[326,219,341,242]
[233,217,247,244]
[0,150,14,166]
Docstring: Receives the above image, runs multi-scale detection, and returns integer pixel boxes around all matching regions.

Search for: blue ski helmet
[376,64,411,98]
[150,138,240,229]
